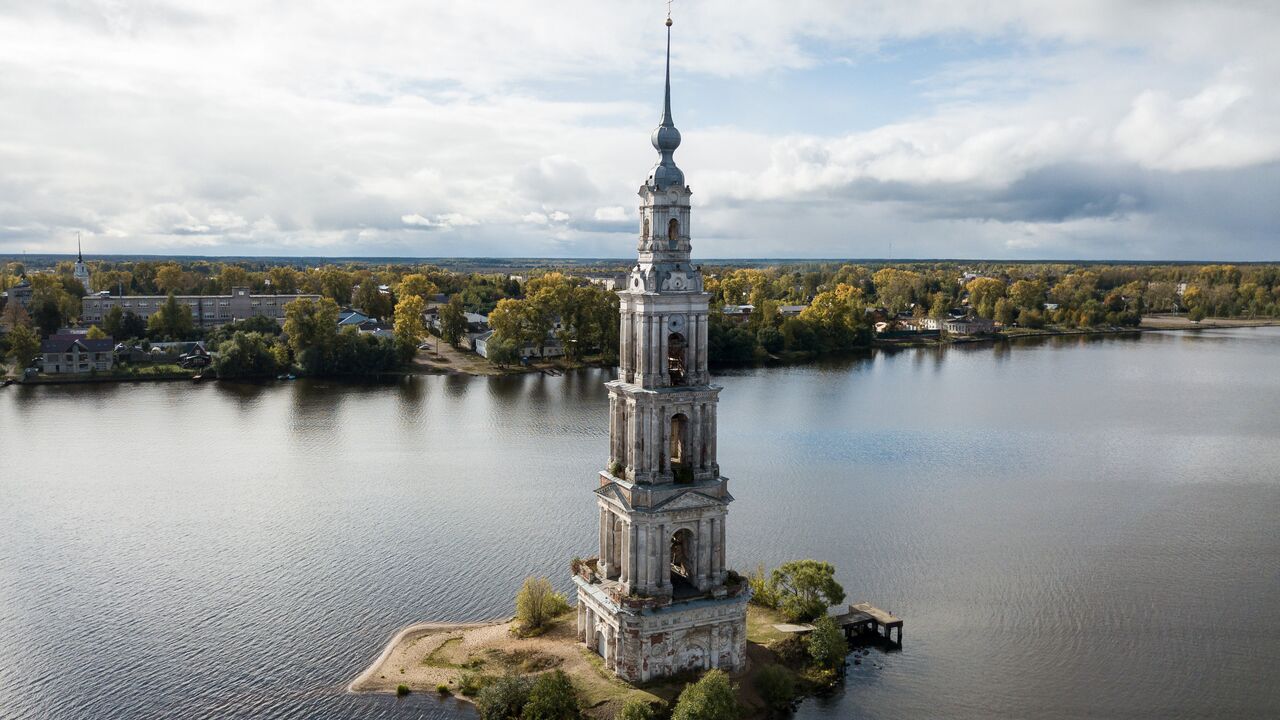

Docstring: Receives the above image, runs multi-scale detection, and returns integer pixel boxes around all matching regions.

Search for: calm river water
[2,328,1279,719]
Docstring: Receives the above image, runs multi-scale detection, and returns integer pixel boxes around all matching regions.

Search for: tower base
[573,574,749,682]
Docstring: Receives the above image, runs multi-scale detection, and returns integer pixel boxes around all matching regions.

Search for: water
[2,328,1278,719]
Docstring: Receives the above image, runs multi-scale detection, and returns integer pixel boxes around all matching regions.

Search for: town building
[80,287,320,329]
[572,17,748,683]
[2,278,33,309]
[40,335,114,374]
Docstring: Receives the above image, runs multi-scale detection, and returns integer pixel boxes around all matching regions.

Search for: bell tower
[573,13,748,683]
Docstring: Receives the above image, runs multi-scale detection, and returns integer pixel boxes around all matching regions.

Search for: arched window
[667,332,687,385]
[668,218,680,249]
[670,412,691,483]
[671,528,694,580]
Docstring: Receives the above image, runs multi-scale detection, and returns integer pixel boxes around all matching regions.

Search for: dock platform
[833,602,903,645]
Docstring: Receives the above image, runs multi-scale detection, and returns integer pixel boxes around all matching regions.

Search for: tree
[217,264,251,292]
[393,295,426,363]
[1008,279,1047,311]
[120,310,147,340]
[514,577,569,634]
[155,263,190,294]
[615,698,658,720]
[147,293,195,340]
[267,266,303,294]
[521,670,579,720]
[31,295,65,336]
[213,331,280,378]
[671,669,738,720]
[1,299,30,332]
[771,560,846,623]
[476,675,532,720]
[439,297,468,346]
[993,298,1015,326]
[6,324,39,368]
[806,616,848,671]
[85,325,107,340]
[752,664,795,711]
[283,297,340,374]
[102,305,124,339]
[396,273,439,304]
[487,337,520,367]
[966,278,1006,318]
[353,278,394,319]
[871,268,925,313]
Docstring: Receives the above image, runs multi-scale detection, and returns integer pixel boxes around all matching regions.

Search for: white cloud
[0,1,1277,258]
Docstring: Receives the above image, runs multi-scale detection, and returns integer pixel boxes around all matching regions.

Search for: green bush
[475,674,532,720]
[747,565,779,610]
[396,684,410,696]
[515,577,570,635]
[459,671,492,697]
[806,616,848,671]
[752,665,795,710]
[437,683,451,695]
[521,669,579,720]
[615,698,658,720]
[671,669,738,720]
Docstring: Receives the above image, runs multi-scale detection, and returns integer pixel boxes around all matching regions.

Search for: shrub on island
[671,669,738,720]
[514,577,570,637]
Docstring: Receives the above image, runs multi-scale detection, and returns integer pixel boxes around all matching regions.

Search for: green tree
[154,263,190,294]
[439,297,468,346]
[120,310,147,340]
[6,324,39,368]
[521,670,579,720]
[31,295,65,336]
[671,669,738,720]
[752,664,795,711]
[771,560,846,623]
[514,577,569,634]
[353,278,394,319]
[487,337,520,367]
[213,331,280,378]
[146,293,196,340]
[806,616,848,670]
[283,297,340,374]
[476,675,532,720]
[871,268,925,313]
[102,305,125,339]
[85,325,107,340]
[615,698,658,720]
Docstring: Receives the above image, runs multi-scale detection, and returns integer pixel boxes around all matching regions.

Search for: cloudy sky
[1,1,1278,260]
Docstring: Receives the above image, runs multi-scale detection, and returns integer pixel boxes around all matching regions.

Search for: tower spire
[77,231,83,262]
[647,9,684,190]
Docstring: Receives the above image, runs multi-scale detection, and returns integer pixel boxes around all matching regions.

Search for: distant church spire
[77,231,83,263]
[647,11,684,190]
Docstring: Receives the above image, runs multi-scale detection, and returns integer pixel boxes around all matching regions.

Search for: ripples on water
[2,329,1279,719]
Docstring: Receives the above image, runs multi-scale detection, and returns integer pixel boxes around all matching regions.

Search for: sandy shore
[347,615,664,718]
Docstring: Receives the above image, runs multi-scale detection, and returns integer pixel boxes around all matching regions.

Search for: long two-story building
[81,287,321,329]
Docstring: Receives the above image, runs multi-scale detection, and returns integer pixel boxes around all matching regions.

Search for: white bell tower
[573,13,748,683]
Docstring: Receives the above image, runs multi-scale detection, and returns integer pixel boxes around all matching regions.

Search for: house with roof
[40,335,115,374]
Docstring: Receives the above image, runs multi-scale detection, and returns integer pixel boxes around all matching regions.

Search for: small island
[350,564,866,720]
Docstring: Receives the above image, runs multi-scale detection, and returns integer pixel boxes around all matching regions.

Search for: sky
[1,1,1278,260]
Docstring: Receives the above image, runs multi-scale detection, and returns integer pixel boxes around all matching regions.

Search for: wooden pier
[834,602,903,645]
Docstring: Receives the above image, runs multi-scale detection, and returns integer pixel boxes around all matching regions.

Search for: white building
[40,335,114,374]
[573,18,748,682]
[81,287,320,329]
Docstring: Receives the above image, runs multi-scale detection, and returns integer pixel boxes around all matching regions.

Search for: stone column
[718,514,727,581]
[629,522,639,591]
[659,315,668,384]
[577,602,585,641]
[658,523,669,589]
[709,517,719,579]
[696,518,710,588]
[599,506,609,573]
[620,519,631,586]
